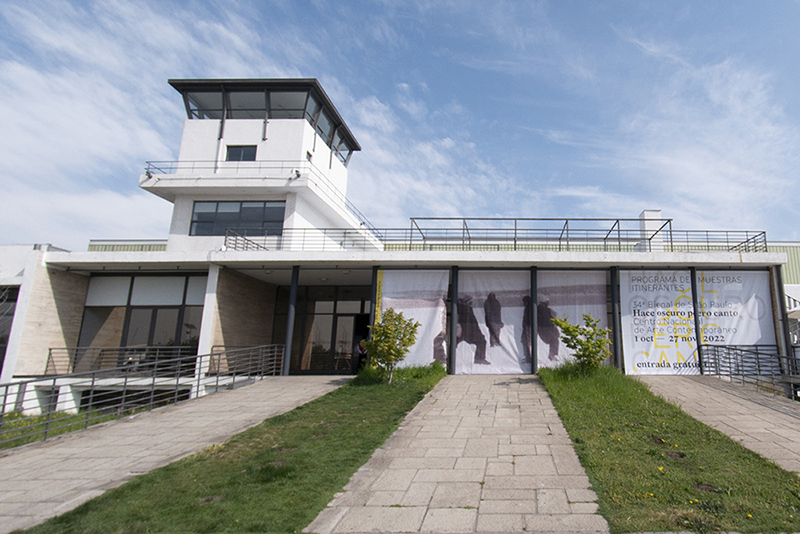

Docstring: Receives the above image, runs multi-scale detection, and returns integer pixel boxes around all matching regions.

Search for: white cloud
[0,0,314,248]
[609,55,799,232]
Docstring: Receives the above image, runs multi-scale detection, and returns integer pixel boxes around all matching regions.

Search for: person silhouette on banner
[484,292,503,347]
[457,296,489,364]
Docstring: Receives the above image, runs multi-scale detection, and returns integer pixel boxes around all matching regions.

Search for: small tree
[551,314,611,376]
[363,308,420,383]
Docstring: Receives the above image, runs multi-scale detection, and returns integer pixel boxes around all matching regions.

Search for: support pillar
[610,267,623,370]
[772,265,794,365]
[530,267,538,374]
[282,266,300,376]
[448,266,459,375]
[369,266,379,336]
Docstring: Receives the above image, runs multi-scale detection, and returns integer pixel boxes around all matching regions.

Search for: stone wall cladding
[212,269,276,349]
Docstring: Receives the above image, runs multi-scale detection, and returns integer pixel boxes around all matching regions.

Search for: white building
[0,79,796,388]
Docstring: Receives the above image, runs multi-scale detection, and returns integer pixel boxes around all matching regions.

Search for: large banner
[620,270,697,375]
[377,270,449,368]
[620,270,776,375]
[455,271,531,374]
[696,271,775,347]
[536,271,609,369]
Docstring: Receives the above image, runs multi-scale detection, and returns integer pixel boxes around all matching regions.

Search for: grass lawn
[16,364,446,534]
[539,364,800,534]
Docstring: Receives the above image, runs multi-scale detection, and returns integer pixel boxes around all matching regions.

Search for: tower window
[190,201,285,236]
[226,145,257,161]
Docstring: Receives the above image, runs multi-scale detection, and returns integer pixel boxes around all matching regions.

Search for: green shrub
[551,314,611,376]
[363,308,421,383]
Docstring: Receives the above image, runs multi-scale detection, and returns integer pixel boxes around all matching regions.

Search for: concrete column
[282,266,300,375]
[530,267,538,374]
[193,264,220,398]
[448,266,458,375]
[772,265,794,365]
[610,267,623,370]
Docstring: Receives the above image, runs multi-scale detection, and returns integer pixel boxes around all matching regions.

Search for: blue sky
[1,0,799,250]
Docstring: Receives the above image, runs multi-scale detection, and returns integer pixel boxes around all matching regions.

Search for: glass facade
[0,287,18,374]
[190,201,286,237]
[273,286,371,374]
[78,275,207,360]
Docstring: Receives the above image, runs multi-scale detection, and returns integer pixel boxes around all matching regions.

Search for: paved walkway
[638,375,800,476]
[305,375,609,534]
[0,376,349,534]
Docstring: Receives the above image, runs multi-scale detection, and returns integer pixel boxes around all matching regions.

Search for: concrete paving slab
[0,376,348,534]
[305,375,608,534]
[638,375,800,477]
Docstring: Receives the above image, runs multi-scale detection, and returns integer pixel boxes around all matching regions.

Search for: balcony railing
[144,160,376,233]
[223,222,769,253]
[1,345,284,449]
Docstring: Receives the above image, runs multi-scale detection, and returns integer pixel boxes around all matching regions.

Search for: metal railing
[46,346,199,376]
[223,224,769,253]
[701,344,800,399]
[145,160,376,233]
[1,345,284,449]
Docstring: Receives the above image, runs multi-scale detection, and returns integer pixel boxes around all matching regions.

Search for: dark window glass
[0,287,18,370]
[305,94,321,124]
[240,202,265,221]
[270,92,308,119]
[190,201,285,236]
[228,91,266,119]
[181,307,203,347]
[186,91,223,119]
[226,145,256,161]
[316,111,333,143]
[125,309,152,347]
[152,309,180,346]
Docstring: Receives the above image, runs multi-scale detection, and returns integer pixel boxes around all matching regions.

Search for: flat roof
[168,78,360,151]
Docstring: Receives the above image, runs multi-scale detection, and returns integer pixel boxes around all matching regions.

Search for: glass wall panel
[85,277,131,306]
[78,307,126,348]
[301,314,332,372]
[130,277,185,306]
[185,277,208,306]
[0,288,18,371]
[228,91,266,119]
[270,91,308,119]
[181,307,203,347]
[187,91,223,119]
[334,316,354,372]
[152,309,180,346]
[125,309,152,347]
[308,287,335,314]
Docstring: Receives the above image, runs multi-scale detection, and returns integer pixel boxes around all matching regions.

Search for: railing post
[43,377,56,441]
[85,372,96,429]
[119,370,130,419]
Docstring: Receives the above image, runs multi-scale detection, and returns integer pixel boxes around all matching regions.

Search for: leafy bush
[363,308,420,383]
[550,314,611,376]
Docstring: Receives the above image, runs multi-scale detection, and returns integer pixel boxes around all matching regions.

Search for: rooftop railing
[144,160,377,233]
[1,345,284,449]
[224,221,768,253]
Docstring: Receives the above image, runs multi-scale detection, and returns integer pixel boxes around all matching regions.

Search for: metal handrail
[46,346,199,376]
[1,345,284,449]
[223,227,768,253]
[701,344,800,400]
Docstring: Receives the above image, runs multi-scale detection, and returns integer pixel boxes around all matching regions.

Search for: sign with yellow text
[621,270,775,374]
